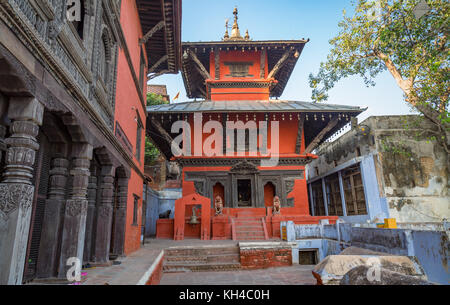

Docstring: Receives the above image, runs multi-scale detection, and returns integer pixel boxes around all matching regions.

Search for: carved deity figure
[214,195,223,216]
[273,196,281,215]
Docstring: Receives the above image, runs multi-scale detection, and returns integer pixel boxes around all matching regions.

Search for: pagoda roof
[146,100,365,160]
[181,40,308,99]
[137,0,182,74]
[147,99,364,114]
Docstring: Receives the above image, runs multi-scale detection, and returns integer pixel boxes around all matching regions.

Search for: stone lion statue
[214,195,224,216]
[273,196,281,215]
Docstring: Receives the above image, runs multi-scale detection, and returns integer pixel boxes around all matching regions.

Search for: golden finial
[245,29,250,40]
[230,7,243,40]
[224,18,229,40]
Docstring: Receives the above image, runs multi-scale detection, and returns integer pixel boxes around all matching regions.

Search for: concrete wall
[144,187,181,237]
[307,115,449,224]
[291,222,449,284]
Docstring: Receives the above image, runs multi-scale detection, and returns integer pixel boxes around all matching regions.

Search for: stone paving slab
[81,238,302,285]
[160,265,316,285]
[82,238,241,285]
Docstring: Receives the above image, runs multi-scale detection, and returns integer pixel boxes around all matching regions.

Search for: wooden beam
[189,51,211,80]
[295,114,305,154]
[148,55,168,73]
[150,115,182,156]
[148,69,170,80]
[260,49,266,78]
[198,87,207,98]
[305,117,338,154]
[139,20,165,45]
[267,49,291,79]
[214,48,220,80]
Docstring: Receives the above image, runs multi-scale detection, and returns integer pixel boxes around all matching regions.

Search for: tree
[309,0,449,153]
[145,93,169,165]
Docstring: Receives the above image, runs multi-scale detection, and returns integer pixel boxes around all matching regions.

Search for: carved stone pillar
[36,158,69,278]
[0,125,6,163]
[0,97,43,285]
[111,176,129,257]
[57,144,92,279]
[83,171,97,264]
[92,165,115,264]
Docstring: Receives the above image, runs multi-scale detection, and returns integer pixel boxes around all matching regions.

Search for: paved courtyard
[160,265,316,285]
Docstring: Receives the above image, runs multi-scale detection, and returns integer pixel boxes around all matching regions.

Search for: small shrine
[146,8,364,240]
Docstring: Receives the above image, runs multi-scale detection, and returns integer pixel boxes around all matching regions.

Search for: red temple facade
[147,8,364,240]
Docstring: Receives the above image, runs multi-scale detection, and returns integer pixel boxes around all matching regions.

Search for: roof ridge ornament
[223,7,250,41]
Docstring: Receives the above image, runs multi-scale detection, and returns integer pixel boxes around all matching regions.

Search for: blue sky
[149,0,415,122]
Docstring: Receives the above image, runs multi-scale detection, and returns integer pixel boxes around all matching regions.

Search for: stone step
[235,225,263,230]
[206,254,240,264]
[236,233,266,238]
[164,246,239,257]
[235,221,262,226]
[163,262,241,273]
[165,253,240,264]
[235,236,266,240]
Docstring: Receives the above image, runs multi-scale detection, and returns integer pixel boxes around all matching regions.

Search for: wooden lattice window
[325,174,344,216]
[224,62,254,77]
[311,180,326,216]
[342,164,367,215]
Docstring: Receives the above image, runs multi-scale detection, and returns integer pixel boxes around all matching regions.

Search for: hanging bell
[189,207,199,225]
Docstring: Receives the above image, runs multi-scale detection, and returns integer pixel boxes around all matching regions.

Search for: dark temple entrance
[237,179,252,207]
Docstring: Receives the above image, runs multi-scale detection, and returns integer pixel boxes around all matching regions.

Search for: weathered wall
[308,115,449,223]
[292,222,449,284]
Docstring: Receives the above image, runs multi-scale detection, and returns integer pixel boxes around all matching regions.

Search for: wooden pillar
[308,182,315,216]
[92,165,115,264]
[111,176,129,257]
[338,171,347,217]
[0,97,44,285]
[58,144,92,278]
[83,170,98,264]
[36,157,69,278]
[0,125,6,163]
[321,178,329,216]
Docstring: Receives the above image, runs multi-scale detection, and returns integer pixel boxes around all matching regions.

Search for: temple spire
[223,7,250,41]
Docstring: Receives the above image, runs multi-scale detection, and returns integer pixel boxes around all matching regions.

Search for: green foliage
[310,0,449,152]
[145,93,168,165]
[147,93,168,106]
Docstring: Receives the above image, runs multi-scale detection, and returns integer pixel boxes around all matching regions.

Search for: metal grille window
[342,164,367,215]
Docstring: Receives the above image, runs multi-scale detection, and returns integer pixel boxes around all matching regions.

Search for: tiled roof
[147,100,365,113]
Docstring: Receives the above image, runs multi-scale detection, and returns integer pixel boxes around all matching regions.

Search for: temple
[146,8,365,240]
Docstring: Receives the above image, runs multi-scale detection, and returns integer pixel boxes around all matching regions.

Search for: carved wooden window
[135,115,143,162]
[342,164,367,215]
[224,62,254,77]
[325,174,344,216]
[99,34,110,84]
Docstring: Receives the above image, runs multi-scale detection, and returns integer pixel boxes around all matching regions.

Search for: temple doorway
[264,182,276,208]
[237,179,251,207]
[213,182,225,206]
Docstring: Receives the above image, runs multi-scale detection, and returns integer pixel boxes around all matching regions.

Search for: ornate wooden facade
[0,0,181,284]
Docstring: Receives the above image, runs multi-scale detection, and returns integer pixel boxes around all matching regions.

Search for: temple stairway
[163,245,241,272]
[233,216,268,241]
